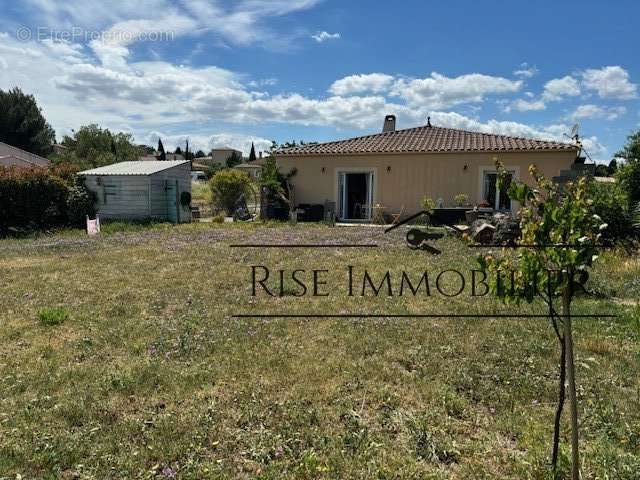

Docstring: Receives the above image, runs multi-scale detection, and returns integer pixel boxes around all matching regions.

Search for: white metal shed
[79,161,192,223]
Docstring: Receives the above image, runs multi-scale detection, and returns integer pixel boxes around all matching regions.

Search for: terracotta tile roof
[275,125,577,156]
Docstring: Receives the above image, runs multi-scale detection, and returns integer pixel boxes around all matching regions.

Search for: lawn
[0,222,638,479]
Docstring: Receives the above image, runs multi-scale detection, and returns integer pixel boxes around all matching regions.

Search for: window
[103,184,119,204]
[483,171,513,211]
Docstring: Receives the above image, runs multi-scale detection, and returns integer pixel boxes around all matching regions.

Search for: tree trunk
[551,332,566,474]
[563,287,580,480]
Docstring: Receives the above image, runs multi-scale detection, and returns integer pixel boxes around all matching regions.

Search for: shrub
[616,159,640,204]
[0,167,96,234]
[38,307,69,326]
[209,169,252,215]
[0,167,68,234]
[588,180,632,240]
[454,193,469,207]
[422,197,436,213]
[66,178,97,227]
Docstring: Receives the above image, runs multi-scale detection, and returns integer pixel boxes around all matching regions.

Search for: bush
[0,167,68,234]
[209,169,252,215]
[66,179,97,227]
[588,180,632,240]
[0,167,96,235]
[616,159,640,204]
[454,193,469,207]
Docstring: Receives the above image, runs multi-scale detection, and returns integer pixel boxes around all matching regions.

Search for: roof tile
[276,125,577,156]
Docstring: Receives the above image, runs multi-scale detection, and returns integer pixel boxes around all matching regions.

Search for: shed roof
[79,160,190,176]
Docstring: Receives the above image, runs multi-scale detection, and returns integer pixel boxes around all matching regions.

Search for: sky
[0,0,638,160]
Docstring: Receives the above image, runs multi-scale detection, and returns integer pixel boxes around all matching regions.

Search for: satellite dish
[570,124,579,139]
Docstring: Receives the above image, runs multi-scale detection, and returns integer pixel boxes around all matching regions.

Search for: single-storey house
[0,142,50,169]
[197,148,244,168]
[234,160,263,179]
[79,161,192,223]
[275,116,579,221]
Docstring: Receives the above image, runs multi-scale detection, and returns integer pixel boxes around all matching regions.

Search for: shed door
[166,180,178,223]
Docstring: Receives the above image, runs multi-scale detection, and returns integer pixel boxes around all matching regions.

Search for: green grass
[37,307,69,326]
[191,181,212,205]
[0,223,638,479]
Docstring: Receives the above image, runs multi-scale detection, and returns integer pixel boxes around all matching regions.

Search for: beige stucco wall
[276,150,577,214]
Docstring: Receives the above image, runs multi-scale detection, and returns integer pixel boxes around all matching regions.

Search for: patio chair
[324,200,336,226]
[390,205,405,225]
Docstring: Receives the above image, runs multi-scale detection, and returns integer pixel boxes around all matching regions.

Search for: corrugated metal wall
[83,163,192,222]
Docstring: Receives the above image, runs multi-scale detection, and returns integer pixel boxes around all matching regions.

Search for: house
[234,159,263,179]
[197,148,243,168]
[52,143,68,155]
[79,161,192,223]
[0,142,50,169]
[275,115,579,221]
[139,152,185,161]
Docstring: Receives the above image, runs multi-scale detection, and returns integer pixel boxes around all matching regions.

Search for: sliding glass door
[338,171,374,221]
[483,171,513,211]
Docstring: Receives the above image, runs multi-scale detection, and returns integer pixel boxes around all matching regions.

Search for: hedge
[0,166,95,235]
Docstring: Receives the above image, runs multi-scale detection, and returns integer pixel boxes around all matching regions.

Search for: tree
[478,162,605,480]
[249,142,257,162]
[209,169,252,215]
[185,139,194,161]
[139,144,156,155]
[616,129,640,203]
[110,136,118,161]
[195,149,206,158]
[260,155,297,219]
[174,146,183,155]
[53,124,142,169]
[225,151,243,168]
[594,164,609,177]
[0,87,56,156]
[157,139,166,160]
[608,159,618,176]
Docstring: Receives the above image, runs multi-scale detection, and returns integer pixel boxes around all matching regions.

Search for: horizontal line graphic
[469,244,613,248]
[230,244,378,248]
[232,314,617,319]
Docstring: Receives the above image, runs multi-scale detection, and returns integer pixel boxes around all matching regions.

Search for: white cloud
[0,26,614,162]
[22,0,322,56]
[570,104,626,121]
[329,73,395,95]
[581,66,637,100]
[504,98,546,113]
[426,111,608,160]
[391,72,522,110]
[311,31,341,43]
[542,76,581,101]
[513,63,538,78]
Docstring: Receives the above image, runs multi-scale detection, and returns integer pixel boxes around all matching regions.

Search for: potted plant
[454,193,470,207]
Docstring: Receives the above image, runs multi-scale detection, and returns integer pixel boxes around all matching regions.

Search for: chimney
[382,114,396,133]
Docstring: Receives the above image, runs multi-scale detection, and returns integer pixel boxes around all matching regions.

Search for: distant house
[197,147,243,167]
[79,161,192,223]
[234,160,263,179]
[0,142,50,169]
[52,143,68,156]
[139,152,185,161]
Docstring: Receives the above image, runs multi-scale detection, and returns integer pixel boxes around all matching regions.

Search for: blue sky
[0,0,638,160]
